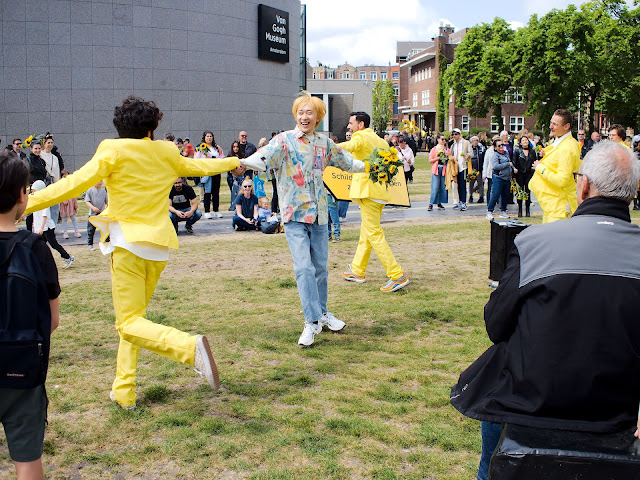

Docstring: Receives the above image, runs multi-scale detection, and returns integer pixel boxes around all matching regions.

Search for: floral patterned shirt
[243,127,364,225]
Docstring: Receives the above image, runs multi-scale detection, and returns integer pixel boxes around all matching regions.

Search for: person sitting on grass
[169,177,201,234]
[24,95,245,410]
[257,196,280,234]
[232,178,259,231]
[0,152,60,480]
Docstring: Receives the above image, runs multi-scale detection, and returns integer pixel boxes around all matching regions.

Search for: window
[392,71,399,80]
[381,72,387,80]
[449,88,453,103]
[421,90,427,106]
[504,87,524,104]
[510,116,525,132]
[449,116,453,132]
[327,71,334,79]
[412,93,418,108]
[461,115,469,132]
[491,116,506,133]
[414,72,418,82]
[426,90,430,105]
[393,85,399,96]
[360,71,366,80]
[312,71,316,79]
[371,71,377,81]
[341,72,350,79]
[428,67,432,78]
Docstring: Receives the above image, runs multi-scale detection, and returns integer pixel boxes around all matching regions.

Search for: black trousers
[203,174,221,213]
[42,228,70,259]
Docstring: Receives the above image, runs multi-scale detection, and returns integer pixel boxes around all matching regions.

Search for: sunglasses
[573,172,584,181]
[243,185,252,188]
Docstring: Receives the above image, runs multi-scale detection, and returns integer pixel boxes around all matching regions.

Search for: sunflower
[373,164,380,172]
[389,164,397,175]
[389,146,397,155]
[199,143,208,150]
[377,173,388,183]
[379,150,390,158]
[24,136,33,147]
[383,157,391,165]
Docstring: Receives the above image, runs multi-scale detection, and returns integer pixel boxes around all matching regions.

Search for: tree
[445,18,516,133]
[371,80,395,135]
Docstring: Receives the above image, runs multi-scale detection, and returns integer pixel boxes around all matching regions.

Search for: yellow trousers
[350,198,403,281]
[110,247,196,407]
[542,212,568,223]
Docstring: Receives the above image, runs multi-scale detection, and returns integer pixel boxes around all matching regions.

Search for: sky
[303,0,579,67]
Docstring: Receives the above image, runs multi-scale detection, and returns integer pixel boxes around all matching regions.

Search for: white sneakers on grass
[298,312,346,347]
[194,335,220,390]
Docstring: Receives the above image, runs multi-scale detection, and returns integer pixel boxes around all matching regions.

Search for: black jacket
[451,197,640,433]
[29,153,48,185]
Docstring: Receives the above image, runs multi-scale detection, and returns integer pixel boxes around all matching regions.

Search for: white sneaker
[194,335,220,390]
[204,213,212,219]
[215,212,223,219]
[298,322,321,347]
[320,312,346,331]
[499,212,510,219]
[486,212,494,220]
[109,390,136,410]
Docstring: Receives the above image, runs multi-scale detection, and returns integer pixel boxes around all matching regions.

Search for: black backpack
[0,230,52,388]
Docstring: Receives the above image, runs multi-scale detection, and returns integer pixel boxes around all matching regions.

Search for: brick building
[397,25,537,135]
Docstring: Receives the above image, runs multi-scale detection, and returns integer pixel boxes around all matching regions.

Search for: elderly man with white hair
[451,141,640,480]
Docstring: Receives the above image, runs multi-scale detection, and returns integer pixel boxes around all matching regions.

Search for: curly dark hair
[113,96,163,139]
[0,151,29,213]
[201,131,218,150]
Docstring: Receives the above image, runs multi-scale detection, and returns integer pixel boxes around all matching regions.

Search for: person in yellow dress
[339,112,409,292]
[529,108,581,223]
[25,96,243,409]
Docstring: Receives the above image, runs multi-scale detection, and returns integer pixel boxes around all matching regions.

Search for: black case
[489,220,529,281]
[490,423,640,479]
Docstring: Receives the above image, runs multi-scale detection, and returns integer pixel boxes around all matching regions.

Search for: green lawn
[5,157,638,479]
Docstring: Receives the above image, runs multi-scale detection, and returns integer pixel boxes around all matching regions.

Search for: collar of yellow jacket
[353,128,375,138]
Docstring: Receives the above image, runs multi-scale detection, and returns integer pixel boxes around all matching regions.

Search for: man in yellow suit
[340,112,409,292]
[25,96,243,409]
[529,108,581,223]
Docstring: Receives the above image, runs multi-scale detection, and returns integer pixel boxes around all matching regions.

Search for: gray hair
[581,141,640,203]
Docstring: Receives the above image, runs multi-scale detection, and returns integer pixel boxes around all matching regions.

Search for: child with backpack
[0,152,60,480]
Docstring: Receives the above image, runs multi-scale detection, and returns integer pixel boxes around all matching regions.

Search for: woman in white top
[196,131,225,219]
[40,134,62,230]
[397,135,415,183]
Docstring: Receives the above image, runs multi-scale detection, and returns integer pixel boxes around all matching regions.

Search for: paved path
[55,199,542,248]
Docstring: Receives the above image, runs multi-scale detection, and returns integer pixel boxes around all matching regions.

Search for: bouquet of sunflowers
[510,179,529,200]
[196,142,211,156]
[467,169,479,182]
[22,134,40,149]
[365,147,403,186]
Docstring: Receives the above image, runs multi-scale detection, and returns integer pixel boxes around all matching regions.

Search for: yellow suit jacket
[26,138,239,249]
[528,135,581,218]
[338,128,391,202]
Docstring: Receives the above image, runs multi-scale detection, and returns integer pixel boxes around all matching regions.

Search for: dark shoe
[525,201,531,217]
[478,197,484,203]
[428,204,433,211]
[468,196,473,204]
[186,225,194,234]
[517,200,523,218]
[437,204,445,210]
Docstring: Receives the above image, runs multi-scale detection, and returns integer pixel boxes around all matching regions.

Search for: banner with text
[323,167,411,207]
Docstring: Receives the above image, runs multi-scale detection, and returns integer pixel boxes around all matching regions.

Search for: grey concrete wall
[0,0,301,171]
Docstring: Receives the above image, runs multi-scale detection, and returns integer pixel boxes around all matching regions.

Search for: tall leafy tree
[371,79,395,135]
[445,18,516,133]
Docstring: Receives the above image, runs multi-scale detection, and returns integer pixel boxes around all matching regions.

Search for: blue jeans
[487,176,510,213]
[477,421,501,480]
[338,200,349,218]
[169,208,202,230]
[328,206,340,238]
[430,167,447,204]
[49,203,60,228]
[284,221,328,324]
[232,215,257,231]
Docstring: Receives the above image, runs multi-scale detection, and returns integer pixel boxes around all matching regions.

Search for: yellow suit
[27,138,239,406]
[338,129,403,281]
[528,135,581,223]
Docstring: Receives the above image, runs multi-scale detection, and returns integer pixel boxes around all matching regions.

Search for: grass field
[3,155,638,479]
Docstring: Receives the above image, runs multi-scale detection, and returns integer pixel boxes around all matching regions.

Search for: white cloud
[304,0,451,66]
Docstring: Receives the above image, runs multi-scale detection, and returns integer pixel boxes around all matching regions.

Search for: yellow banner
[323,167,411,207]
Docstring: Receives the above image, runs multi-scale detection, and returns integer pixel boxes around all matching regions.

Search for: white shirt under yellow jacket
[26,138,239,249]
